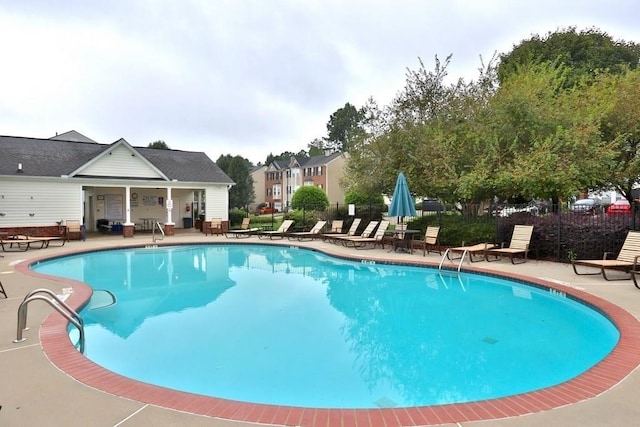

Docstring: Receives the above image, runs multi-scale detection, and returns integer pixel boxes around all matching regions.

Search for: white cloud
[1,0,640,164]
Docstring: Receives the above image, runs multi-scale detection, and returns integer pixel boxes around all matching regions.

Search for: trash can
[183,217,193,228]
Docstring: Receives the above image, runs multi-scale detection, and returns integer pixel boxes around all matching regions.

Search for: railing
[439,248,467,274]
[14,288,85,353]
[152,221,165,242]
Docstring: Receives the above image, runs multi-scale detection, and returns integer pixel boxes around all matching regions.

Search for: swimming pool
[31,244,618,409]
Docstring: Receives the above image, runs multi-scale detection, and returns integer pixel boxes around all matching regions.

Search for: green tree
[498,27,640,86]
[484,62,615,201]
[307,138,328,156]
[291,186,329,210]
[344,188,384,206]
[148,140,169,149]
[216,155,255,209]
[326,102,366,152]
[598,68,640,202]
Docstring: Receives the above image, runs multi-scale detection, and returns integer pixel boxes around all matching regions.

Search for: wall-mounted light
[0,212,6,216]
[29,213,35,217]
[17,163,23,172]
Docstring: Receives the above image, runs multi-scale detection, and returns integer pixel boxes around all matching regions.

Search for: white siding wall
[81,145,163,178]
[204,185,229,220]
[0,178,82,226]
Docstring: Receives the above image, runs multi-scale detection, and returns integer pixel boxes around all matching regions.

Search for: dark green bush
[407,214,495,246]
[228,209,247,227]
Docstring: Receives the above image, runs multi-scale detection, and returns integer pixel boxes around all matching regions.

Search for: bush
[284,209,322,231]
[228,208,247,227]
[291,186,329,210]
[408,214,495,246]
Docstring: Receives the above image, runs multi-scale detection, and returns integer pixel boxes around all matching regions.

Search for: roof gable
[50,130,98,143]
[70,139,168,180]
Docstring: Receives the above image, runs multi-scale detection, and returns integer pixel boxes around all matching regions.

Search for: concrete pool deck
[1,229,640,426]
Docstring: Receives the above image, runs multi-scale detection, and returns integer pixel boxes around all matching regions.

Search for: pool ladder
[14,288,85,353]
[439,248,467,274]
[152,220,165,242]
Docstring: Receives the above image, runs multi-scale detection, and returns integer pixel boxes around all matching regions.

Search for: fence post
[556,203,562,262]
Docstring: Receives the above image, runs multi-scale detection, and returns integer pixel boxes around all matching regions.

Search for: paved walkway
[1,230,640,426]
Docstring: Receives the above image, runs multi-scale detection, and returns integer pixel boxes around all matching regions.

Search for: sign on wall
[105,194,124,220]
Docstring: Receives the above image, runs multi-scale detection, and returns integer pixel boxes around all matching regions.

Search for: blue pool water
[31,244,619,409]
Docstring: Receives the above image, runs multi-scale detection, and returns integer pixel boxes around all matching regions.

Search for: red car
[606,199,632,215]
[258,206,278,215]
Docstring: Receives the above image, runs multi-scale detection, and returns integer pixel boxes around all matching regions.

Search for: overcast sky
[1,1,639,165]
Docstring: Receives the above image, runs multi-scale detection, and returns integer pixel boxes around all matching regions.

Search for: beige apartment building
[253,152,347,212]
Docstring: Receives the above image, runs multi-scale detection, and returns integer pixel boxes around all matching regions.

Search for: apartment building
[260,152,347,211]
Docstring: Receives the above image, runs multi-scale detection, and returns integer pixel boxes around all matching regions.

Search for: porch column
[123,186,135,238]
[164,187,175,236]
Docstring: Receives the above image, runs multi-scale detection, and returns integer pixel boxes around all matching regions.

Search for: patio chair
[334,220,380,245]
[205,218,223,236]
[225,217,262,238]
[342,220,390,249]
[65,220,84,241]
[417,226,441,256]
[573,230,640,280]
[322,218,361,243]
[258,219,294,240]
[0,280,6,298]
[287,220,327,241]
[485,225,534,264]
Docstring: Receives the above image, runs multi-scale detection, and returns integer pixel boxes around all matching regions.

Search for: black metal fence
[264,202,639,263]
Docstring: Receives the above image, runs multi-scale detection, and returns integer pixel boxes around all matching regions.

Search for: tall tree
[498,27,640,86]
[598,68,640,202]
[307,137,328,156]
[216,155,255,209]
[326,102,365,152]
[148,140,170,149]
[265,151,299,165]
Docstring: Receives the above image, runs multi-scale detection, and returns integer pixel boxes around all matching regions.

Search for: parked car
[499,203,539,217]
[606,199,632,215]
[258,206,278,215]
[569,198,602,215]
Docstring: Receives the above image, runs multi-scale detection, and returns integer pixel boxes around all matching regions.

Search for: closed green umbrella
[388,172,416,223]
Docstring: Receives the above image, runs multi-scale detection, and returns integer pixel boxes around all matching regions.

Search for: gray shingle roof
[0,135,234,184]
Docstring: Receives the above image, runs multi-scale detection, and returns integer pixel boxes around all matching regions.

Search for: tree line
[345,27,640,205]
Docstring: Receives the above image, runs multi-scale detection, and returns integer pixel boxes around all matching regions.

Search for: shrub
[228,208,247,226]
[291,186,329,211]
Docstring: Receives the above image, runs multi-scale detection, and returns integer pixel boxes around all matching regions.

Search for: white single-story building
[0,131,234,238]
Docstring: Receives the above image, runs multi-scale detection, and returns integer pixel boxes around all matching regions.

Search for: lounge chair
[486,225,534,264]
[446,242,497,263]
[329,220,343,233]
[573,230,640,280]
[225,217,261,238]
[0,235,50,251]
[334,220,380,246]
[322,218,361,243]
[258,219,294,240]
[287,220,327,241]
[417,226,441,256]
[341,220,390,249]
